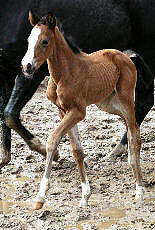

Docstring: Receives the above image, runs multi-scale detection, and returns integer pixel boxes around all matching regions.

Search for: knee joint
[46,137,60,154]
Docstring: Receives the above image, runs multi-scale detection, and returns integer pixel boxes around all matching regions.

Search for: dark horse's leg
[106,53,154,160]
[0,80,13,169]
[4,63,58,161]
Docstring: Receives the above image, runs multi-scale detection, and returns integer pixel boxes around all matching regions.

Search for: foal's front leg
[32,107,86,210]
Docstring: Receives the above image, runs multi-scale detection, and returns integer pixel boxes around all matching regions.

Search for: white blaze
[22,27,41,66]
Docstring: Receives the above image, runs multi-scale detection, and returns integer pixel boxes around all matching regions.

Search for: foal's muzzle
[22,63,35,77]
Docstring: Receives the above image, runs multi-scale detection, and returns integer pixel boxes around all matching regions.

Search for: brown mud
[0,78,154,229]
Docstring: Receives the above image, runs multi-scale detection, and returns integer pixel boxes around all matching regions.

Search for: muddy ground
[0,78,154,230]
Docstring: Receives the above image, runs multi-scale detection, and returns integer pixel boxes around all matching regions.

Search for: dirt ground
[0,78,154,230]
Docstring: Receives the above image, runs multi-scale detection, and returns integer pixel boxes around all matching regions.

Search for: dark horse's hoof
[103,143,128,161]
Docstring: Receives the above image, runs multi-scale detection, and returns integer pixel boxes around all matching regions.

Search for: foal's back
[82,49,137,105]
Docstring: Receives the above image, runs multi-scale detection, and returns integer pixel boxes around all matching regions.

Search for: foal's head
[22,11,57,76]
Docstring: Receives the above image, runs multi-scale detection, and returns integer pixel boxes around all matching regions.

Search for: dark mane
[63,35,81,54]
[58,22,81,54]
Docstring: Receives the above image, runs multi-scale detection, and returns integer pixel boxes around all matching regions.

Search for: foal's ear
[29,10,40,26]
[46,12,57,30]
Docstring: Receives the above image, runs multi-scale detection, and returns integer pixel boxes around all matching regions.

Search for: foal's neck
[47,27,80,85]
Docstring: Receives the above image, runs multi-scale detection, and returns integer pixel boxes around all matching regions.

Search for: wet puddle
[0,167,154,229]
[96,220,127,230]
[0,200,17,214]
[0,175,40,213]
[0,199,55,214]
[65,207,127,230]
[0,200,31,214]
[100,207,126,219]
[64,193,155,230]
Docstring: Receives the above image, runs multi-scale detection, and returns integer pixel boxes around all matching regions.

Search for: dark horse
[0,0,154,168]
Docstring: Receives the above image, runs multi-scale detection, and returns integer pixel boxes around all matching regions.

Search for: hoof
[103,143,127,161]
[79,198,88,207]
[32,197,45,210]
[32,201,44,210]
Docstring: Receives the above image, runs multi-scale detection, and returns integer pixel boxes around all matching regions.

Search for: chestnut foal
[22,12,143,210]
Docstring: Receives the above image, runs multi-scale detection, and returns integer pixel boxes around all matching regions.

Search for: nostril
[27,63,32,69]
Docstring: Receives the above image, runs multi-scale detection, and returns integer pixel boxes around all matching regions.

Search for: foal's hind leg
[113,102,143,200]
[115,100,143,200]
[125,112,143,200]
[111,54,154,159]
[98,92,143,200]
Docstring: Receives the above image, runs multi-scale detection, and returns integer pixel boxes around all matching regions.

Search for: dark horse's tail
[123,50,154,124]
[124,50,153,88]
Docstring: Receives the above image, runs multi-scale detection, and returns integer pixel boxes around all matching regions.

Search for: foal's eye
[41,40,48,47]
